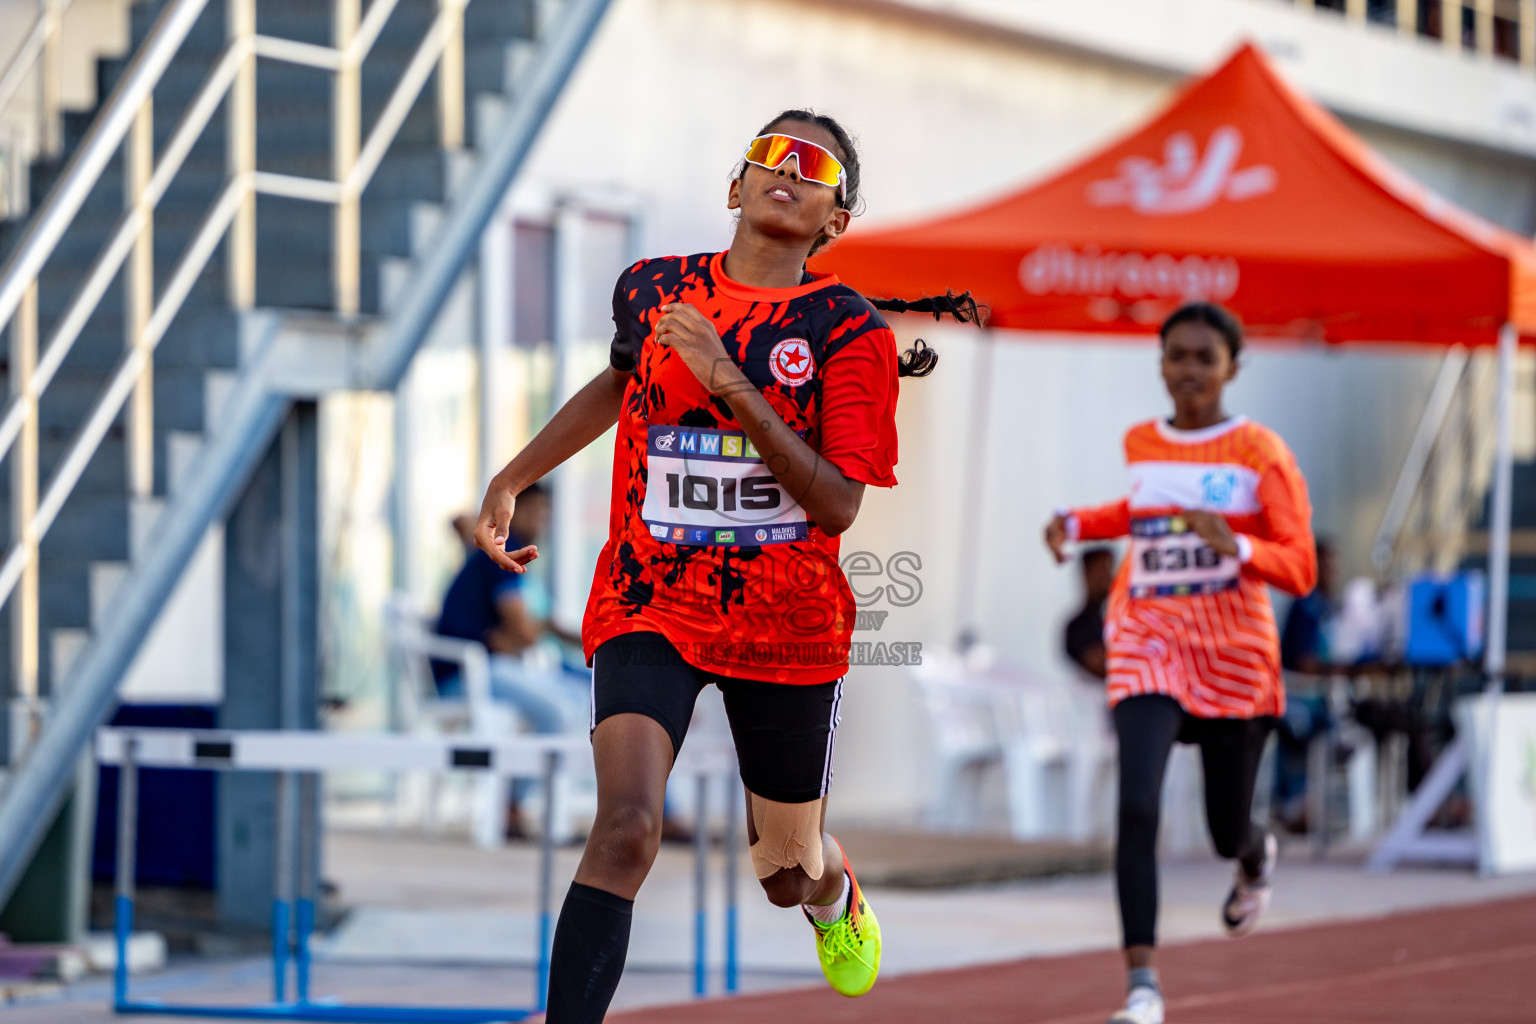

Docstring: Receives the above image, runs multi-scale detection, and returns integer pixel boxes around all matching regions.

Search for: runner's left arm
[1236,456,1317,596]
[475,365,630,570]
[1071,499,1132,541]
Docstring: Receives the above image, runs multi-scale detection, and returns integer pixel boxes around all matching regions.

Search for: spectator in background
[1273,538,1338,832]
[436,483,577,679]
[1065,547,1116,679]
[1280,539,1336,674]
[435,482,583,833]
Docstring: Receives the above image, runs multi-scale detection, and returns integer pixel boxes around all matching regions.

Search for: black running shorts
[590,631,843,804]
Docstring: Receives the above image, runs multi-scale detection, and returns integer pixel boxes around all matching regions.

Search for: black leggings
[1114,694,1275,949]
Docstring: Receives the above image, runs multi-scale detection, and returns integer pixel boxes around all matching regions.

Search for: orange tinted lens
[743,134,844,191]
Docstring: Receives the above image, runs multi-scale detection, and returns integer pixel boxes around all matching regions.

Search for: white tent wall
[828,329,1447,824]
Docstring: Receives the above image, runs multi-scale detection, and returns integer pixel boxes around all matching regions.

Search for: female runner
[1044,303,1316,1024]
[476,110,976,1022]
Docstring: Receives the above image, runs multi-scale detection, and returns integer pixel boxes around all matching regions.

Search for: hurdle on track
[96,727,743,1022]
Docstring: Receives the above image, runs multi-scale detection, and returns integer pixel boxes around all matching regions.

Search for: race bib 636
[1128,514,1240,598]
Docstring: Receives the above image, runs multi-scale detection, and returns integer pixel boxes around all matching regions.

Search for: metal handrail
[1371,347,1468,572]
[1372,346,1502,580]
[0,0,471,710]
[0,0,468,612]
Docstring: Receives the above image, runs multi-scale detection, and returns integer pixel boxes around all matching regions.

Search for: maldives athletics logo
[769,337,814,387]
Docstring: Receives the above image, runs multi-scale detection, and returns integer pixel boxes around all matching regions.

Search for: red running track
[614,894,1536,1023]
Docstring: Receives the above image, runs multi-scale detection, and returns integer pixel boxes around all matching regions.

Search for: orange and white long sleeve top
[1068,416,1316,719]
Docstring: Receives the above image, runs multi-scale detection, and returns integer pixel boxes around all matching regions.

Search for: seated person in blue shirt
[434,481,580,731]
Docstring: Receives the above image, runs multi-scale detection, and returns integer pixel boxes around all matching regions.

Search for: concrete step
[38,434,128,497]
[21,363,219,439]
[473,93,509,149]
[35,559,94,692]
[166,429,205,498]
[36,494,132,564]
[39,560,98,634]
[0,491,134,549]
[128,495,167,563]
[202,369,237,428]
[89,561,131,632]
[27,253,392,333]
[49,628,92,693]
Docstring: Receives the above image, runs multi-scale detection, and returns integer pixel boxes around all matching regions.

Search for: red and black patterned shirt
[581,251,901,684]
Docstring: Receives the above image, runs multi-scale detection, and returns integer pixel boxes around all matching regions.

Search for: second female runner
[1044,303,1316,1024]
[475,110,977,1023]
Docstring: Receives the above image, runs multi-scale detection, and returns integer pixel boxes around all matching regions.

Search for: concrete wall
[874,0,1536,161]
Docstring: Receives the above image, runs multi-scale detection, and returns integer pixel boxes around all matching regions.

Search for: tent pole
[1475,322,1516,875]
[1485,322,1515,690]
[955,330,993,649]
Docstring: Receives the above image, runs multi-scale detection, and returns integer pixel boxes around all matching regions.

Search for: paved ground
[614,895,1536,1023]
[3,829,1535,1021]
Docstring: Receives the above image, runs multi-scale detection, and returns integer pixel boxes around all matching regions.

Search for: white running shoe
[1107,985,1164,1024]
[1222,831,1277,936]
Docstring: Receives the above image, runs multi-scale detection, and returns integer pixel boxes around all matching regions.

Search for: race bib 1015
[1128,514,1240,598]
[641,425,808,547]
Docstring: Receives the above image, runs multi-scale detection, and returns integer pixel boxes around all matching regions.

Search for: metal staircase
[1367,339,1534,871]
[1372,346,1536,672]
[0,0,614,905]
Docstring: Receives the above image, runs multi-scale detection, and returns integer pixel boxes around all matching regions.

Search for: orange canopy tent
[814,43,1536,346]
[816,43,1529,873]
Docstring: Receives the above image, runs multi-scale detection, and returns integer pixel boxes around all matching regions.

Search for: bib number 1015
[666,473,781,512]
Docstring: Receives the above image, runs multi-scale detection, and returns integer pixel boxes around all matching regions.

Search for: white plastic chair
[383,593,512,848]
[996,680,1071,840]
[908,651,1007,832]
[1058,684,1119,843]
[909,648,1117,841]
[998,672,1117,842]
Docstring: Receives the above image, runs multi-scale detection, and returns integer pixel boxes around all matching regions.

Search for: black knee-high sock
[545,882,633,1024]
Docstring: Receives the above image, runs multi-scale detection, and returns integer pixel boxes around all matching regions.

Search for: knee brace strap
[748,794,824,881]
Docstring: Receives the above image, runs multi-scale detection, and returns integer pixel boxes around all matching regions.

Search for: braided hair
[866,292,984,377]
[740,109,987,379]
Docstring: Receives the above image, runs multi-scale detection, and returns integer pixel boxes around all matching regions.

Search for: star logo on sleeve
[769,337,815,387]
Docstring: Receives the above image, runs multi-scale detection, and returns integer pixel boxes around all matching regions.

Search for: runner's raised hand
[474,479,539,573]
[1044,514,1071,564]
[1182,509,1240,558]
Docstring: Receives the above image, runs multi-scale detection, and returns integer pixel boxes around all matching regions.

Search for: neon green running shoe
[806,848,881,997]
